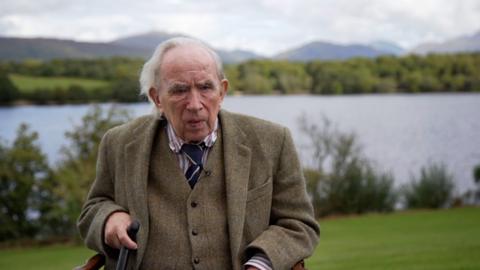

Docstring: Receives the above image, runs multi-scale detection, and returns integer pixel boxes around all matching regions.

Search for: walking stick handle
[127,220,140,242]
[115,220,140,270]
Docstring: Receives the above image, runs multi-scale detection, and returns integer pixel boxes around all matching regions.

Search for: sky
[1,0,479,56]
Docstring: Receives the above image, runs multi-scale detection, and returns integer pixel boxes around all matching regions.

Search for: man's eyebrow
[196,80,215,86]
[167,83,189,91]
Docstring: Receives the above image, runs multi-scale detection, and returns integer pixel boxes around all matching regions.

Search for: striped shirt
[166,119,218,173]
[165,118,273,270]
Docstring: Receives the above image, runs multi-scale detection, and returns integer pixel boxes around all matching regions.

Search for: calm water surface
[1,93,479,194]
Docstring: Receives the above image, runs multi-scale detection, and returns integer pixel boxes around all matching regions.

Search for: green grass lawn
[0,245,96,270]
[0,207,478,270]
[9,74,110,93]
[307,207,480,270]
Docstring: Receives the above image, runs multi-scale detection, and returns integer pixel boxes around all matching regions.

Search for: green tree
[54,105,131,235]
[0,72,20,104]
[270,62,311,94]
[236,61,275,94]
[0,124,51,241]
[224,64,240,92]
[110,76,141,102]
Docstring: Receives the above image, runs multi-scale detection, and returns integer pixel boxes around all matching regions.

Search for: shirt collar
[166,118,218,153]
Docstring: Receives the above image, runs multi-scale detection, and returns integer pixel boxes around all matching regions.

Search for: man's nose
[186,90,203,111]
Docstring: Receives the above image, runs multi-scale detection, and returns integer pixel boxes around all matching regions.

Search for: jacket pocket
[245,177,273,241]
[246,177,273,202]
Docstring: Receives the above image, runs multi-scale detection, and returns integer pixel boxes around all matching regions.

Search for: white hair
[139,37,225,108]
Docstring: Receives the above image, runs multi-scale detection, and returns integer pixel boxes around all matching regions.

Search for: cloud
[0,0,479,55]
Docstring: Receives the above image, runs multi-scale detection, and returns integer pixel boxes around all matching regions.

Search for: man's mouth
[186,119,204,128]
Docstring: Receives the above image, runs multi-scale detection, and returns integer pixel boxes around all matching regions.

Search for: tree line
[1,105,480,244]
[0,58,144,104]
[1,52,480,104]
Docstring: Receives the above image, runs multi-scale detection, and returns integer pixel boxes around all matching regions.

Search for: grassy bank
[307,207,480,269]
[0,245,95,270]
[0,207,478,269]
[9,74,110,92]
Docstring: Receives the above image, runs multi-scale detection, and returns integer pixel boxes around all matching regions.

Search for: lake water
[1,93,480,194]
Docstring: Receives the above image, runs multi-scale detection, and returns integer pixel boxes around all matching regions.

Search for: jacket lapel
[220,110,252,266]
[124,115,160,268]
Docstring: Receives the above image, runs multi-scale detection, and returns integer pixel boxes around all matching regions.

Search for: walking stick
[115,220,140,270]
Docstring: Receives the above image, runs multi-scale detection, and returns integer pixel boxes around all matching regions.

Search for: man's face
[149,45,228,142]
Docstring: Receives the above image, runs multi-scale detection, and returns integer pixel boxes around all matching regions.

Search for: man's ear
[149,87,162,109]
[219,79,228,100]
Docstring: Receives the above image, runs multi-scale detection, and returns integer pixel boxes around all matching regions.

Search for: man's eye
[170,86,188,94]
[199,83,213,91]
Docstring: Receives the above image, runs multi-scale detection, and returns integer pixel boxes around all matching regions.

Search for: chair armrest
[74,254,306,270]
[73,253,105,270]
[292,259,306,270]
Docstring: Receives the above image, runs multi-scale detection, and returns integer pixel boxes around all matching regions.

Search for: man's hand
[104,212,138,250]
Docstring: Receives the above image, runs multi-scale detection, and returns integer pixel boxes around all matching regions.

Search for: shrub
[474,164,480,184]
[316,133,396,216]
[471,164,480,204]
[402,162,455,209]
[300,115,397,217]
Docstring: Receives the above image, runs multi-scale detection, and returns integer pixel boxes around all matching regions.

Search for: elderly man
[78,37,319,270]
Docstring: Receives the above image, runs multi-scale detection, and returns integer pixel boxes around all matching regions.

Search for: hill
[411,31,480,55]
[0,32,261,63]
[110,31,181,49]
[1,29,480,62]
[0,37,150,60]
[274,41,395,61]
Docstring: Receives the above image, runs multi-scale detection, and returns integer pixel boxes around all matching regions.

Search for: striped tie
[181,143,205,188]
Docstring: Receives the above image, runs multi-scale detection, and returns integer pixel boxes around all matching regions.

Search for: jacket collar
[124,115,160,269]
[219,110,252,265]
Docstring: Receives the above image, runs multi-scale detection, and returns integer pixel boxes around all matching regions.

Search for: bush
[300,115,397,217]
[474,164,480,184]
[470,164,480,204]
[316,133,396,216]
[402,162,455,209]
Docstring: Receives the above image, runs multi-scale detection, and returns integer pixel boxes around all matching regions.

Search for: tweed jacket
[77,109,320,270]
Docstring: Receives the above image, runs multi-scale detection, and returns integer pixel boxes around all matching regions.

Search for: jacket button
[192,229,198,236]
[205,170,212,176]
[191,201,198,208]
[193,258,200,264]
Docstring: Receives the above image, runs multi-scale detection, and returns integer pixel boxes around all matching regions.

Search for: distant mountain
[275,41,394,61]
[111,31,261,63]
[411,31,480,55]
[0,32,261,63]
[369,41,405,55]
[110,31,184,50]
[216,49,262,63]
[0,37,151,60]
[2,29,479,62]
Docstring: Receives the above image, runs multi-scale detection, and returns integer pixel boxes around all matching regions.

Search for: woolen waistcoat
[140,124,232,269]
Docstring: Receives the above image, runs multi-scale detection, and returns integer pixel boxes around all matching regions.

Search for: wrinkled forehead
[160,45,217,78]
